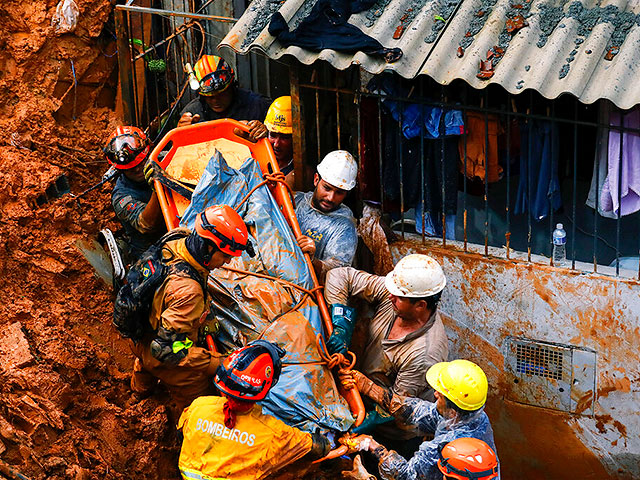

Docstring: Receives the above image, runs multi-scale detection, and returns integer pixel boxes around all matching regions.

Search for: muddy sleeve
[324,267,388,306]
[265,420,314,472]
[160,277,220,373]
[177,404,192,431]
[397,397,440,434]
[111,191,148,234]
[137,193,163,234]
[378,447,431,480]
[319,218,357,269]
[304,432,331,460]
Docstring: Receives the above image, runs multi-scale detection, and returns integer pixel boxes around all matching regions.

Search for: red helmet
[194,205,254,257]
[214,340,286,402]
[103,126,150,170]
[437,438,499,480]
[193,55,235,96]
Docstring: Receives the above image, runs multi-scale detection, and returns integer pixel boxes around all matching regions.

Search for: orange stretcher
[148,119,364,426]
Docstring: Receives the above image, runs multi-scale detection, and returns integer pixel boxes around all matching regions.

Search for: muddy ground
[0,2,361,479]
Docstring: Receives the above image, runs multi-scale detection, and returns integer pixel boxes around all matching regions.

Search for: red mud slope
[0,0,181,478]
[0,2,356,479]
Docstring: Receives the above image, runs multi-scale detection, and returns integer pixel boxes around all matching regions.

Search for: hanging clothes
[514,119,562,221]
[458,111,503,183]
[586,103,617,218]
[369,75,461,226]
[382,117,459,218]
[599,108,640,217]
[268,1,402,62]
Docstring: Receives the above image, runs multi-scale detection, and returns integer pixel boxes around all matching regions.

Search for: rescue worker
[178,340,332,480]
[130,205,254,410]
[295,150,358,278]
[105,126,165,262]
[264,96,295,190]
[177,55,271,141]
[437,438,499,480]
[347,360,499,480]
[326,254,449,455]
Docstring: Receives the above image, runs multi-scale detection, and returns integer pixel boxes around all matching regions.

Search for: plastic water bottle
[552,223,567,267]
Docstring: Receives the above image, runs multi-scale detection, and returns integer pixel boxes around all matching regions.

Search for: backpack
[113,229,207,342]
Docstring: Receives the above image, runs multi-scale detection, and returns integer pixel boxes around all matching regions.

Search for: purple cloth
[601,109,640,216]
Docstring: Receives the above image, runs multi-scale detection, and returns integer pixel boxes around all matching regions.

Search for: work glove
[143,160,156,190]
[339,434,374,454]
[325,304,356,355]
[352,409,394,435]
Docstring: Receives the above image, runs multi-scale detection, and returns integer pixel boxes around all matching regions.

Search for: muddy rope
[234,171,296,211]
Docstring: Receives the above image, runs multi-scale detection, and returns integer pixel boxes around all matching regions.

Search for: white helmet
[385,254,446,297]
[316,150,357,191]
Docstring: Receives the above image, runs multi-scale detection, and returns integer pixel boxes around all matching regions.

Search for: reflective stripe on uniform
[180,468,228,480]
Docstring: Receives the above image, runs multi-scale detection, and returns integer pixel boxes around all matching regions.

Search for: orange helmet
[103,126,150,169]
[194,205,254,257]
[437,438,499,480]
[193,55,235,96]
[215,340,286,401]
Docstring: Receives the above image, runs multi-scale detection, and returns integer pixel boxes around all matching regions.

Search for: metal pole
[290,66,306,191]
[116,4,237,23]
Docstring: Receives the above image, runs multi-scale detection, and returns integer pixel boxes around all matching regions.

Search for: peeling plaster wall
[391,236,639,479]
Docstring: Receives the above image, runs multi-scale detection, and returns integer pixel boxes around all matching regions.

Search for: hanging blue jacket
[378,398,499,480]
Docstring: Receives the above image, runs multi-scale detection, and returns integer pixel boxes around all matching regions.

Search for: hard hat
[194,205,254,257]
[316,150,357,191]
[214,340,286,402]
[193,55,235,96]
[103,126,150,170]
[426,360,488,411]
[437,438,499,480]
[264,96,292,134]
[385,254,446,297]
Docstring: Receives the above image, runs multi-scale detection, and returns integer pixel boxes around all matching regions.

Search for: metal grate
[516,343,563,380]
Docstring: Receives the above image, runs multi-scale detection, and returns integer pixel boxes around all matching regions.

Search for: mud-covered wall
[0,1,186,478]
[391,237,639,479]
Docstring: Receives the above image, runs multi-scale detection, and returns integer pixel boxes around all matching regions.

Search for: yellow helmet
[426,360,488,411]
[264,96,292,134]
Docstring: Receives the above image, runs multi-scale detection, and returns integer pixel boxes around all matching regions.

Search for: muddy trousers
[130,347,218,412]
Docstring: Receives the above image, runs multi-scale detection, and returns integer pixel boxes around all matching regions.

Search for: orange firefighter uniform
[130,235,223,409]
[178,396,314,480]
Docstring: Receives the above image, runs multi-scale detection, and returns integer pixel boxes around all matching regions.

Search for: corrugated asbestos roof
[220,0,640,109]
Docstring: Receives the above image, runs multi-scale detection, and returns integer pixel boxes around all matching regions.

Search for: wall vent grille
[515,343,563,380]
[505,337,596,414]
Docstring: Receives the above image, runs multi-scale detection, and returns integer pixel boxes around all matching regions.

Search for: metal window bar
[462,88,468,252]
[441,84,447,247]
[616,111,624,277]
[572,103,578,270]
[420,79,426,245]
[295,79,638,280]
[549,102,555,266]
[336,73,341,150]
[378,96,384,213]
[505,94,512,260]
[398,105,405,241]
[527,91,533,263]
[483,88,490,256]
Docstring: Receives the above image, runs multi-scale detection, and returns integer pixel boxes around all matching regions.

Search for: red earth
[0,2,363,478]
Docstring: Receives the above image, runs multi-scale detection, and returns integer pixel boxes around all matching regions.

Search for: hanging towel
[599,108,640,217]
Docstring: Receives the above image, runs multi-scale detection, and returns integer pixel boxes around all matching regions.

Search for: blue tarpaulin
[180,151,353,432]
